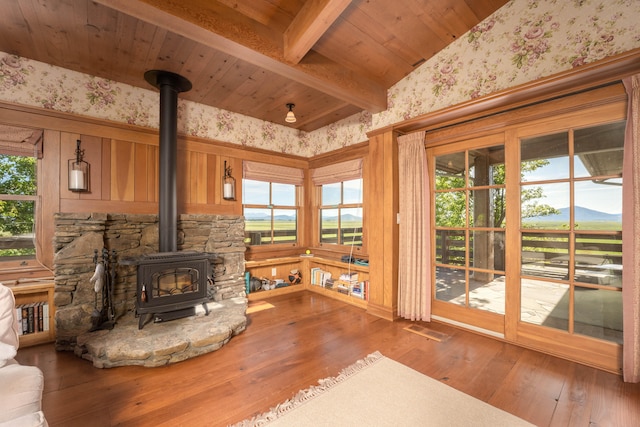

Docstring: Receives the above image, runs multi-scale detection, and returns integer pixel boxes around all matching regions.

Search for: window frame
[425,85,627,374]
[0,153,38,263]
[242,178,301,248]
[317,178,364,249]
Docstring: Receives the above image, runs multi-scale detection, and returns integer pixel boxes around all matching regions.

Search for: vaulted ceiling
[0,0,508,131]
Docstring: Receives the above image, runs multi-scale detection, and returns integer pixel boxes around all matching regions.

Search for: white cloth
[0,341,16,368]
[0,284,20,350]
[90,263,104,293]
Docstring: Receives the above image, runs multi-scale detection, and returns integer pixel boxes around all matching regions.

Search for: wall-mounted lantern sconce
[223,160,236,201]
[68,139,89,192]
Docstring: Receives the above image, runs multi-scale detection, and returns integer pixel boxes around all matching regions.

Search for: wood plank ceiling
[0,0,508,132]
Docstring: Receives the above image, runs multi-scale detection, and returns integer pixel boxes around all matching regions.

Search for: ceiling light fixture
[285,103,296,123]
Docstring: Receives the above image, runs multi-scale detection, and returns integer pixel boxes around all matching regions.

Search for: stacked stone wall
[53,213,246,350]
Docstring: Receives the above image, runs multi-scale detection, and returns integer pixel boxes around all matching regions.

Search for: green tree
[518,160,560,223]
[435,159,559,227]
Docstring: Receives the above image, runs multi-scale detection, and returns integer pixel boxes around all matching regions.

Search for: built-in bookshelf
[10,281,55,347]
[245,256,369,309]
[307,258,369,309]
[244,257,304,301]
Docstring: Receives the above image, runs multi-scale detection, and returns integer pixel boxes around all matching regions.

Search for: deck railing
[245,227,363,246]
[435,229,622,285]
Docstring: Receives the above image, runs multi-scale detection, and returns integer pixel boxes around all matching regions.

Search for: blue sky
[522,157,622,215]
[243,179,363,218]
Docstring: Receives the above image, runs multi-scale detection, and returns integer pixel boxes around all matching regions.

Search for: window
[427,88,627,372]
[0,154,37,259]
[312,158,364,248]
[319,178,363,246]
[243,180,298,245]
[0,127,42,261]
[433,138,506,319]
[242,161,303,246]
[518,121,624,343]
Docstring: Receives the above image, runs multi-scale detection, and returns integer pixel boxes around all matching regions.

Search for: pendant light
[285,103,296,123]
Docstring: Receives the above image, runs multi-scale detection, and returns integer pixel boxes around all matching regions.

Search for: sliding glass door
[426,89,627,372]
[514,119,625,363]
[430,134,506,334]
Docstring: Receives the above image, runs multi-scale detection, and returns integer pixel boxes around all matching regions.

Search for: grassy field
[521,220,622,231]
[245,219,362,230]
[245,219,362,244]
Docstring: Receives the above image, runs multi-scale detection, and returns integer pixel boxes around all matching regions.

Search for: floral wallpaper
[1,0,639,158]
[374,0,640,128]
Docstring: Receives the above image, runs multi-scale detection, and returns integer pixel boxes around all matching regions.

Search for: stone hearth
[53,212,247,366]
[75,298,247,368]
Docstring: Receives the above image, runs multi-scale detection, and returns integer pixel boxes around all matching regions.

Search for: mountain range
[245,212,361,221]
[246,207,618,223]
[526,206,621,222]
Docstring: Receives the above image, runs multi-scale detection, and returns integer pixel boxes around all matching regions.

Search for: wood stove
[135,251,213,329]
[133,70,214,329]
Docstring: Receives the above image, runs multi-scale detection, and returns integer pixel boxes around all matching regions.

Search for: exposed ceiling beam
[296,100,353,129]
[283,0,352,64]
[95,0,387,113]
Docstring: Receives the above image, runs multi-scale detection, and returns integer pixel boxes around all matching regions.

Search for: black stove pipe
[144,70,192,252]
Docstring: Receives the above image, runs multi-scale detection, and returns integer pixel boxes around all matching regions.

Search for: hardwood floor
[16,291,640,427]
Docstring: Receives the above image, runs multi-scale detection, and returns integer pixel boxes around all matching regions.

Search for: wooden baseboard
[366,301,396,321]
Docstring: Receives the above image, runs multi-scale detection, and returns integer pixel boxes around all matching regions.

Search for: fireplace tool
[89,248,117,331]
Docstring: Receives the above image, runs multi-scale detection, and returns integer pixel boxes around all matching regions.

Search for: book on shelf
[350,281,364,298]
[43,303,49,331]
[336,284,350,295]
[309,266,369,301]
[310,267,333,288]
[321,272,332,288]
[339,272,359,283]
[310,267,322,285]
[349,280,369,300]
[15,301,49,336]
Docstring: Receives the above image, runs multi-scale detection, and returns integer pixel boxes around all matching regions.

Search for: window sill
[0,261,53,285]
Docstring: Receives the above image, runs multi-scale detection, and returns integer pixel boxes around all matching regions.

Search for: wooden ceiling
[0,0,508,131]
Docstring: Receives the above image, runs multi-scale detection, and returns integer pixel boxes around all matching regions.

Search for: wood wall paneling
[365,130,397,320]
[80,135,103,200]
[134,143,150,202]
[101,138,111,201]
[177,148,188,205]
[384,132,399,316]
[1,101,306,271]
[39,130,61,269]
[194,152,208,204]
[180,149,203,207]
[110,139,135,202]
[206,153,217,205]
[298,169,313,249]
[187,151,197,204]
[147,144,158,202]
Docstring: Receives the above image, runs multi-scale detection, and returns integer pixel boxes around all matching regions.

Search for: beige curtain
[0,126,43,158]
[243,160,304,185]
[397,131,431,321]
[311,158,363,185]
[623,75,640,383]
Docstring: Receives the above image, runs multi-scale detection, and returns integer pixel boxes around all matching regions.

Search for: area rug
[231,351,534,427]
